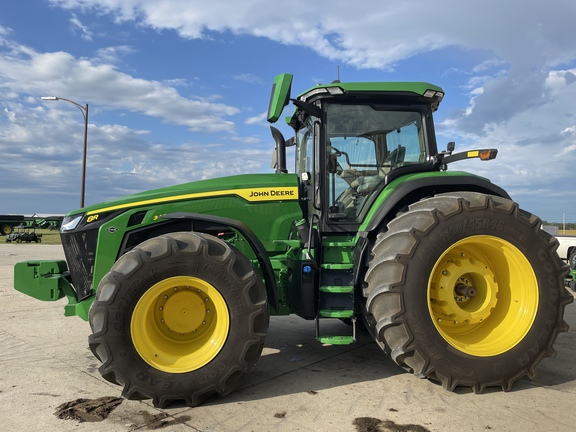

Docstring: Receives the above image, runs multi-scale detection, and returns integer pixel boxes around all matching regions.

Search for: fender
[161,212,279,311]
[360,174,510,235]
[353,175,511,287]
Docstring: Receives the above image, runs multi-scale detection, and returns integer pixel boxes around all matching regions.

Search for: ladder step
[317,335,355,345]
[320,285,353,293]
[321,263,353,270]
[318,309,354,318]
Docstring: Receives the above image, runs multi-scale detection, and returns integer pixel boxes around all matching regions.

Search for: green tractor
[14,73,572,407]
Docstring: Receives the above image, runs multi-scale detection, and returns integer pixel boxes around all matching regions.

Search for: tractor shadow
[210,306,576,406]
[234,315,400,399]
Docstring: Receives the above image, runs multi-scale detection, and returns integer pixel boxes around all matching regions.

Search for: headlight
[61,213,84,232]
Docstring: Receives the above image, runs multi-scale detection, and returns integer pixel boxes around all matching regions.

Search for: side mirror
[267,74,293,123]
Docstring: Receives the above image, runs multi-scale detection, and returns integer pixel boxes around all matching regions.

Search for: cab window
[325,104,425,222]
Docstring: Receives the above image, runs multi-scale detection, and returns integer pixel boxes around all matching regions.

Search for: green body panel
[78,173,299,217]
[89,173,302,296]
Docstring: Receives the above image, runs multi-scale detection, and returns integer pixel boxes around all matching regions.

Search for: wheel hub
[161,289,208,334]
[430,255,498,326]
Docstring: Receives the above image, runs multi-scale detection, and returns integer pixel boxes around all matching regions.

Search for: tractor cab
[268,74,445,232]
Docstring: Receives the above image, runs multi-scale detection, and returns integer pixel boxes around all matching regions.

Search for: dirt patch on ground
[353,417,431,432]
[54,396,123,422]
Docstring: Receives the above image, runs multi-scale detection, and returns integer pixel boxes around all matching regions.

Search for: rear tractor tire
[88,232,269,407]
[363,192,572,392]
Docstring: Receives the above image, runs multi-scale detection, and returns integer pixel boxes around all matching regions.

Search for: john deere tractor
[14,73,572,407]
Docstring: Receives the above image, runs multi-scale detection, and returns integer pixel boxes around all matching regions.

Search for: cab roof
[298,81,445,112]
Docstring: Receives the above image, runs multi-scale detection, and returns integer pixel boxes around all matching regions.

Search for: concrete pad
[1,243,576,431]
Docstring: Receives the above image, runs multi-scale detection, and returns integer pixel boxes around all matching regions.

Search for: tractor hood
[66,173,299,219]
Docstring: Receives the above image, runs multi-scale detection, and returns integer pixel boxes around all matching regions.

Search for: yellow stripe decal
[86,186,299,215]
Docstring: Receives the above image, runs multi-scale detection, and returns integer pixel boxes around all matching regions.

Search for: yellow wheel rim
[131,276,230,373]
[428,235,538,357]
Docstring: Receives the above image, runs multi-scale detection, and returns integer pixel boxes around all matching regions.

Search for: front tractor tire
[88,232,269,407]
[363,192,572,392]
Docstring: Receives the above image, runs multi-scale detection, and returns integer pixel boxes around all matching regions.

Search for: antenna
[337,65,340,81]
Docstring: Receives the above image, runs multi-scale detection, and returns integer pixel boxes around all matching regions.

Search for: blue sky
[1,0,575,223]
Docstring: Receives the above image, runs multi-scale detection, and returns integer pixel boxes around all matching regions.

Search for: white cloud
[439,66,576,220]
[561,125,576,154]
[94,45,136,63]
[245,112,266,125]
[70,12,94,41]
[0,100,273,212]
[0,28,239,133]
[0,23,270,213]
[472,58,506,73]
[48,1,576,136]
[50,1,576,70]
[234,73,265,85]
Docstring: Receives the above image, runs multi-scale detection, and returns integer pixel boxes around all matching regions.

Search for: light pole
[41,96,89,208]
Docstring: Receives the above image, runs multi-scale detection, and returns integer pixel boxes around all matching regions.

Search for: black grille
[61,229,98,300]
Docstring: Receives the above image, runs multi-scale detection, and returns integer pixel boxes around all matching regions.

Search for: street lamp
[41,96,89,208]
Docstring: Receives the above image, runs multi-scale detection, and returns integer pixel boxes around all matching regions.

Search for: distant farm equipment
[0,215,25,235]
[5,225,42,243]
[0,214,63,235]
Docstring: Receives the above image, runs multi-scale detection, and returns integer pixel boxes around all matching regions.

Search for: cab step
[317,335,355,345]
[320,285,353,294]
[318,309,354,318]
[321,263,354,270]
[315,316,357,345]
